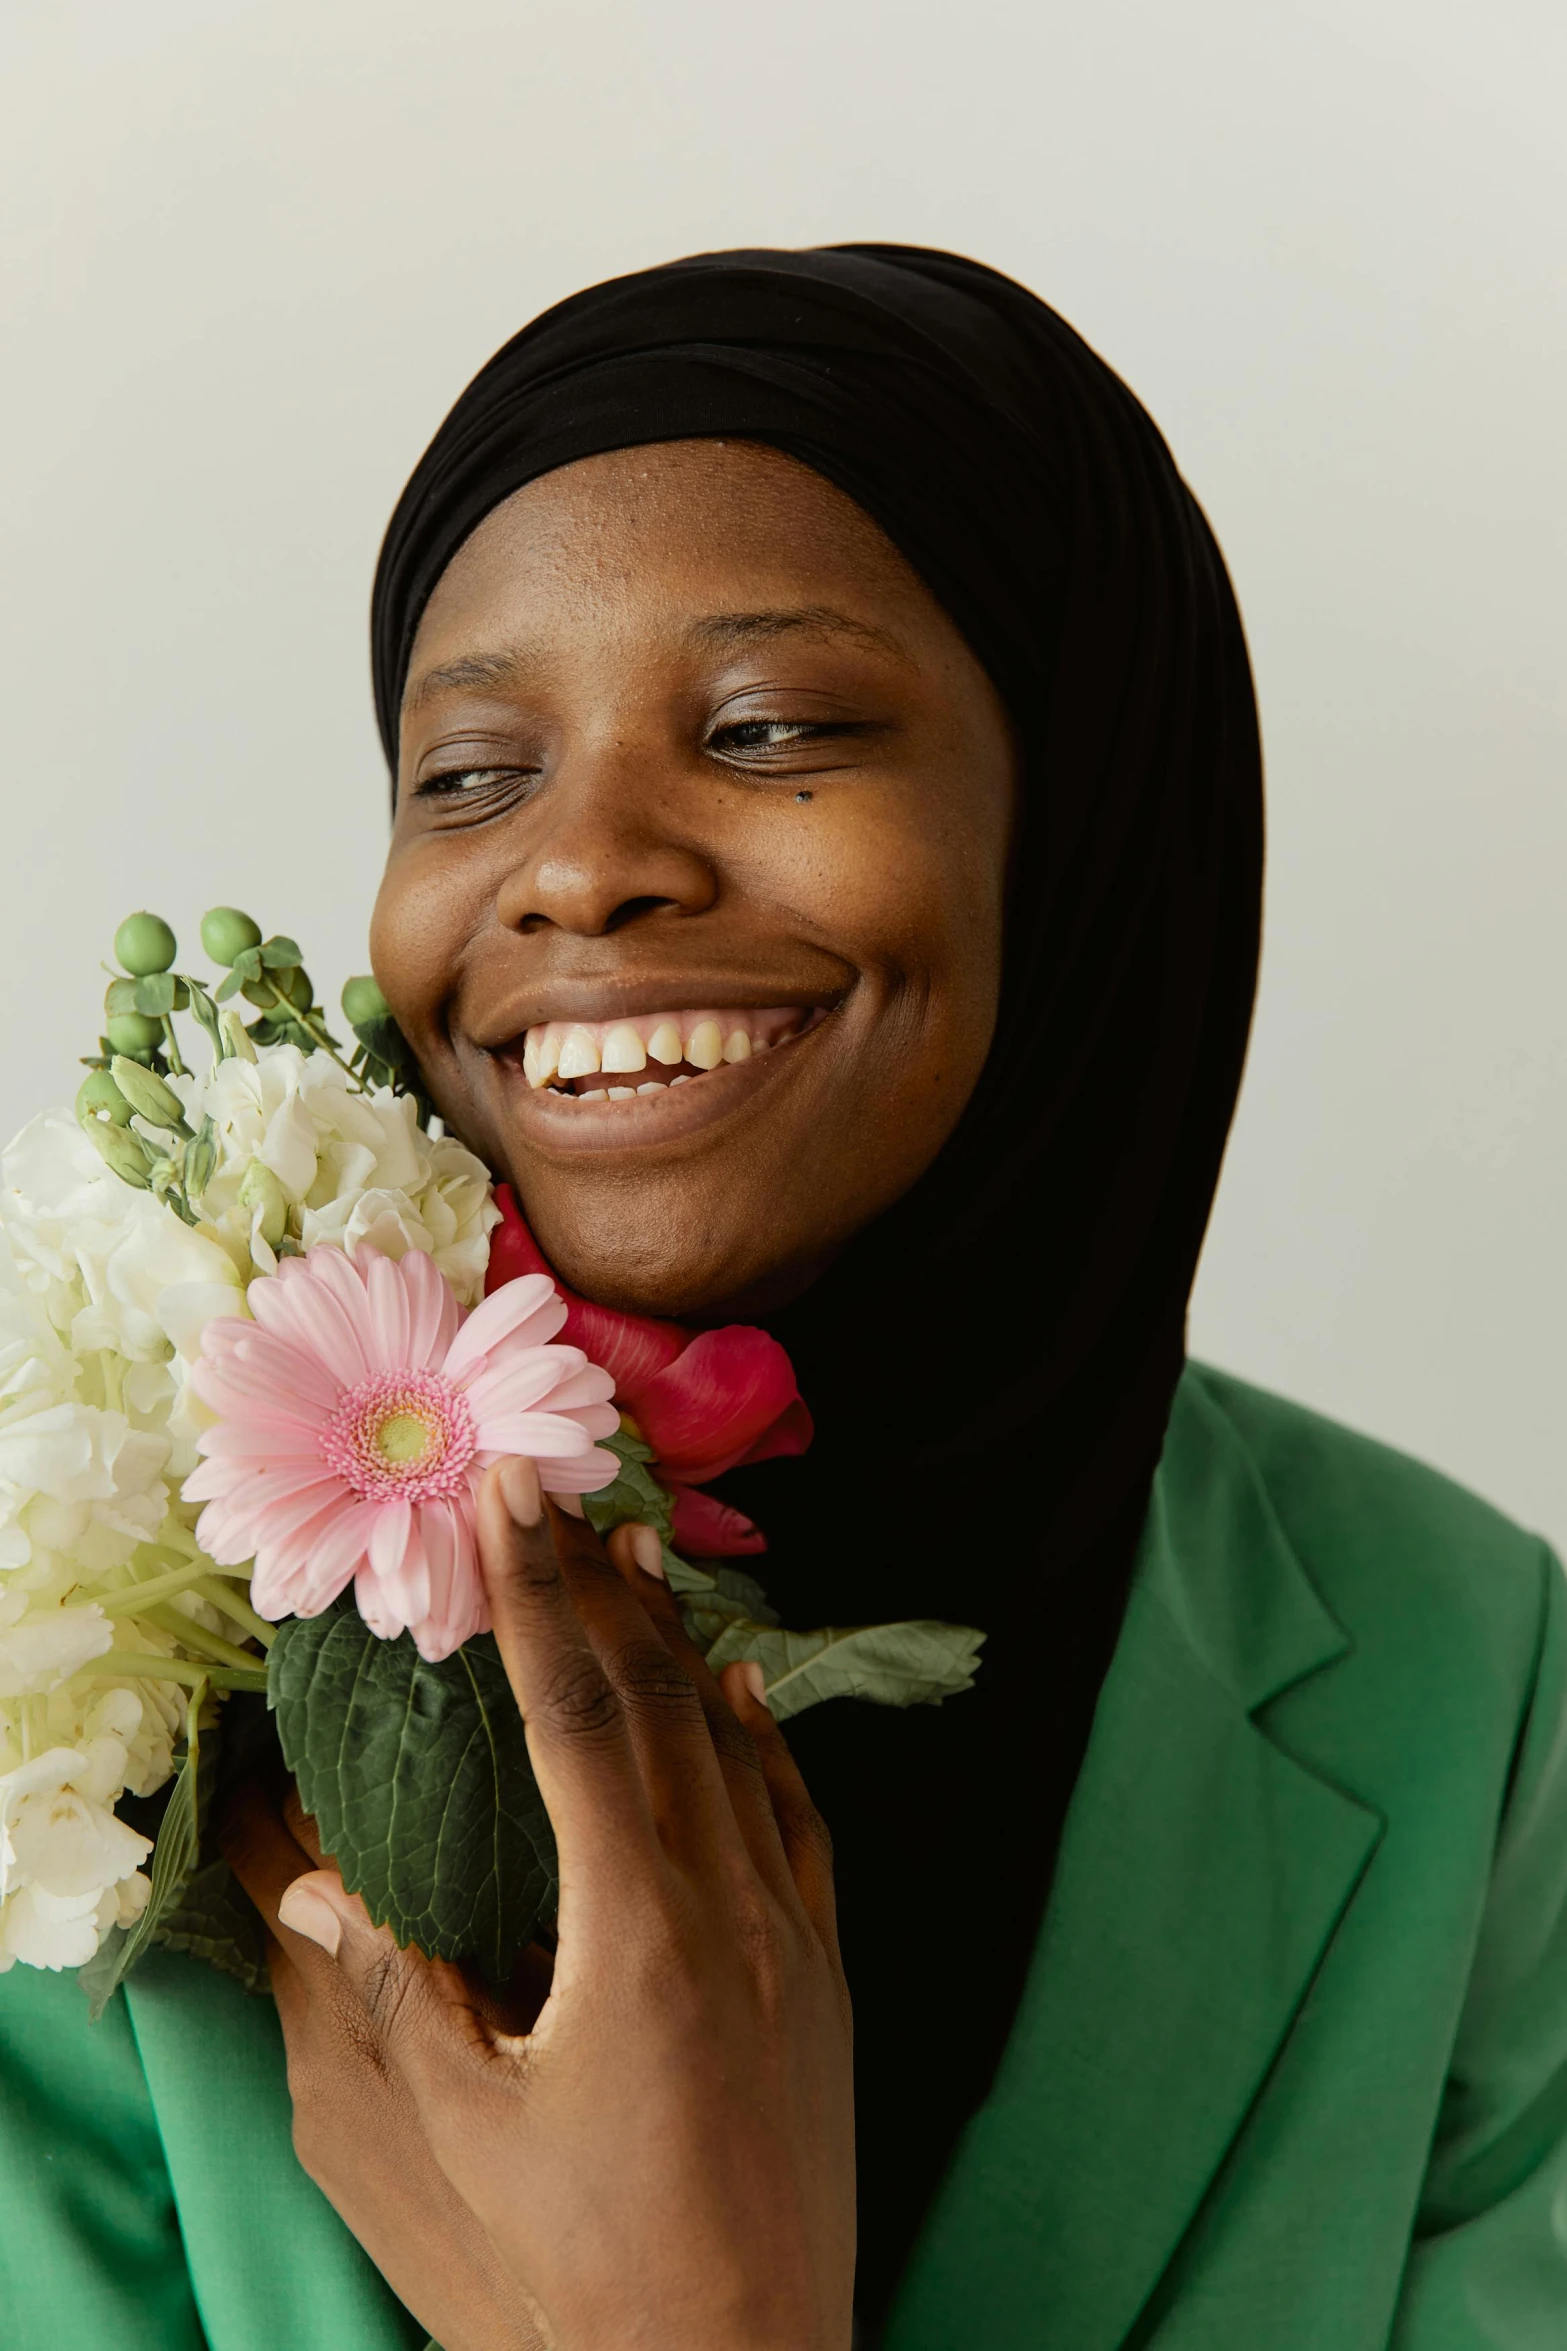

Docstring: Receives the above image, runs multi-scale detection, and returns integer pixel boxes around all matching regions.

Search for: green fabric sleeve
[0,1961,208,2351]
[1392,1541,1567,2347]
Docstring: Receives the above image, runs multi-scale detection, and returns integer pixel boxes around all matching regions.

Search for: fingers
[478,1459,673,1881]
[603,1524,798,1902]
[718,1662,841,1957]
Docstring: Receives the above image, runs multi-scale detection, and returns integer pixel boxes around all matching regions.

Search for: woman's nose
[492,749,718,937]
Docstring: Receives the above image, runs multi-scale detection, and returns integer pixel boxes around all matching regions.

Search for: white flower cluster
[0,1046,498,1972]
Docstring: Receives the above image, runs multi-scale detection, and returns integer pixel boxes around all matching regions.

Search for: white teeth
[646,1020,684,1066]
[532,1030,560,1085]
[556,1026,600,1081]
[685,1018,724,1070]
[601,1023,647,1074]
[637,1081,665,1096]
[723,1028,752,1064]
[671,1073,693,1086]
[523,1035,542,1087]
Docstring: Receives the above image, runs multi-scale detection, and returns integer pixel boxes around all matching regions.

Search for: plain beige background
[2,0,1562,1547]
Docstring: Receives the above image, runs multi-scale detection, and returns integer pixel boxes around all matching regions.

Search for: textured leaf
[678,1563,780,1650]
[258,934,304,969]
[580,1426,673,1543]
[702,1619,985,1724]
[269,1600,556,1980]
[153,1859,270,1995]
[131,971,177,1017]
[80,1679,210,2020]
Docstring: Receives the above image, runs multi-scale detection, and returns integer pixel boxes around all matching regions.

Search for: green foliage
[152,1860,269,1996]
[703,1618,986,1723]
[80,1680,212,2020]
[580,1426,674,1543]
[270,1601,557,1981]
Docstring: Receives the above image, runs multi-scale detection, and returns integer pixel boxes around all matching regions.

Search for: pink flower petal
[191,1325,343,1416]
[461,1345,592,1425]
[363,1248,413,1370]
[402,1246,461,1367]
[248,1260,371,1388]
[443,1274,565,1382]
[486,1187,686,1392]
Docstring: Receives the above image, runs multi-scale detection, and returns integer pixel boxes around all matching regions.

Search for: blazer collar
[890,1366,1384,2351]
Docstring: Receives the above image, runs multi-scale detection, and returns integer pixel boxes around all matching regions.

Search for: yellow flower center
[375,1410,435,1465]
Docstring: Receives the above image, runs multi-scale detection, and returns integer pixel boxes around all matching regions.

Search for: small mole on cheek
[795,790,813,804]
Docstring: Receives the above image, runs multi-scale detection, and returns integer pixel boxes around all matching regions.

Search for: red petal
[635,1325,805,1484]
[486,1186,686,1395]
[669,1483,768,1558]
[736,1395,815,1467]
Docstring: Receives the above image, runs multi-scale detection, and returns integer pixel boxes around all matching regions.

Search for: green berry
[200,906,263,966]
[341,975,390,1028]
[105,1010,165,1057]
[76,1070,134,1128]
[114,912,177,977]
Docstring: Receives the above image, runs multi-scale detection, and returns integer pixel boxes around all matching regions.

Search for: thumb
[277,1866,358,1959]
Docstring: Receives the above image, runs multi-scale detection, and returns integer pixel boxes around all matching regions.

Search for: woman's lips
[490,1004,831,1147]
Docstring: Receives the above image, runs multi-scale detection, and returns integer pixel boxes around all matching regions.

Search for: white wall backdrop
[3,0,1562,1545]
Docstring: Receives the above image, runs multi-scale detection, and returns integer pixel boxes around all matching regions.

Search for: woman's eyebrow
[686,607,914,664]
[403,649,535,713]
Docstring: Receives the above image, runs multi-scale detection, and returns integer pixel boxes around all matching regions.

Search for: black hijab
[371,245,1263,2329]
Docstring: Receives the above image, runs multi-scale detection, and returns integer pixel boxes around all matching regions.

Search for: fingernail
[629,1524,665,1580]
[278,1878,343,1956]
[740,1660,767,1705]
[498,1456,543,1527]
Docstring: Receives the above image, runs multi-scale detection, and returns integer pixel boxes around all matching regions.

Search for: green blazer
[3,1364,1564,2349]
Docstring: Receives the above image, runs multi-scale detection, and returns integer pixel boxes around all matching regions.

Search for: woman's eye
[415,765,533,801]
[708,719,836,755]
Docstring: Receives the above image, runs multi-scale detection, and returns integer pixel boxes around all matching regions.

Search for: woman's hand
[224,1459,855,2351]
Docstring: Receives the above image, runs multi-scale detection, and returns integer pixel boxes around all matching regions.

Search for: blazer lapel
[888,1370,1384,2351]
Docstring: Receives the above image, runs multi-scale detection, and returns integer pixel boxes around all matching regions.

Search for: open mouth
[508,1005,829,1103]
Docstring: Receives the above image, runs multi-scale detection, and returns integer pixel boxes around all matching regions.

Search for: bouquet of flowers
[0,907,983,2008]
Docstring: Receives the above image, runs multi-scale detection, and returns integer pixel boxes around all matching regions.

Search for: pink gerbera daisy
[183,1246,620,1662]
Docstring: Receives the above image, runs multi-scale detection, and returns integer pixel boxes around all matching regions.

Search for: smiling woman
[4,246,1566,2351]
[374,437,1013,1320]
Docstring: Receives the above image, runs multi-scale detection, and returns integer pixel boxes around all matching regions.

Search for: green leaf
[702,1619,986,1724]
[183,1114,218,1201]
[678,1563,781,1651]
[184,978,224,1055]
[213,967,243,1002]
[103,975,139,1018]
[258,934,303,969]
[131,971,177,1017]
[152,1859,270,1995]
[580,1426,674,1544]
[269,1600,556,1979]
[80,1678,210,2020]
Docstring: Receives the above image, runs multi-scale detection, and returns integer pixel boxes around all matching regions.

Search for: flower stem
[192,1575,276,1649]
[100,1559,222,1618]
[160,1014,188,1078]
[259,978,366,1090]
[137,1603,265,1674]
[83,1650,269,1695]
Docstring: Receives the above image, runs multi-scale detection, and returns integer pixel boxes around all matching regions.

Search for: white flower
[0,1738,152,1972]
[0,1596,113,1698]
[178,1045,498,1303]
[1,1110,245,1366]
